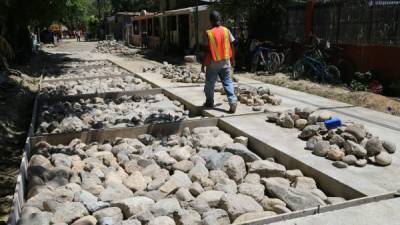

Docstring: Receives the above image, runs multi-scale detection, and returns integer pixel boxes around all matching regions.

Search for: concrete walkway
[109,56,400,224]
[268,197,400,225]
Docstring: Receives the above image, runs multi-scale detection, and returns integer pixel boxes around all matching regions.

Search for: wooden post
[305,0,316,43]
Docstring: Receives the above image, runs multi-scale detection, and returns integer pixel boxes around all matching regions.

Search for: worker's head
[209,10,222,27]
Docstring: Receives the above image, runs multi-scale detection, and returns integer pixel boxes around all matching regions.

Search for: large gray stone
[51,202,89,224]
[173,209,201,225]
[214,178,237,194]
[93,207,123,224]
[345,124,366,142]
[365,137,384,157]
[189,163,209,181]
[263,177,326,211]
[159,171,192,195]
[248,160,286,178]
[225,143,261,162]
[74,190,110,213]
[18,211,53,225]
[238,182,265,202]
[206,152,233,170]
[112,196,155,218]
[202,209,230,225]
[220,194,263,220]
[344,140,367,158]
[196,191,226,207]
[151,198,181,216]
[233,211,277,224]
[99,182,134,202]
[148,216,176,225]
[223,155,247,183]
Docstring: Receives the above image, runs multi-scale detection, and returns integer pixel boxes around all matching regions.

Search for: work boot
[203,101,214,108]
[229,103,237,114]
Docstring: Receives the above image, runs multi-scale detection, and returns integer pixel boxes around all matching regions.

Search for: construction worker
[201,10,238,113]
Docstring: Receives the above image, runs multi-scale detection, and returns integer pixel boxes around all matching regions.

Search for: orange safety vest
[206,26,233,64]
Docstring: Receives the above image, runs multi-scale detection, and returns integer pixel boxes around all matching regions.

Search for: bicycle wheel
[292,60,305,80]
[326,65,341,84]
[267,52,281,74]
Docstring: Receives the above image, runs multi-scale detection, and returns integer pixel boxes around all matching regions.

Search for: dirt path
[0,70,40,223]
[237,72,400,116]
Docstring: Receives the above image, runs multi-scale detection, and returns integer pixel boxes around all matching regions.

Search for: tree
[110,0,157,13]
[216,0,304,40]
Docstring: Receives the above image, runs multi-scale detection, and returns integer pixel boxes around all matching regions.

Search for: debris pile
[143,62,205,83]
[36,94,189,134]
[41,76,152,96]
[216,85,282,111]
[45,66,131,80]
[20,126,343,225]
[93,41,139,55]
[266,108,396,168]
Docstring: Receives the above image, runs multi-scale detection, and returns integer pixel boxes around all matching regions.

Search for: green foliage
[110,0,157,13]
[348,71,372,92]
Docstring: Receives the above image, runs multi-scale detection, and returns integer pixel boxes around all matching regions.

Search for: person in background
[76,30,81,42]
[201,10,238,113]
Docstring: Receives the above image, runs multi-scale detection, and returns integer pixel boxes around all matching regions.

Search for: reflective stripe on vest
[207,26,232,62]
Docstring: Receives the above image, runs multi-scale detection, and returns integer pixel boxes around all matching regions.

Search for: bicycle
[251,46,281,74]
[292,52,341,84]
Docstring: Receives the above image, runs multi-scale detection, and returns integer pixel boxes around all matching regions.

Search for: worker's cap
[210,10,222,23]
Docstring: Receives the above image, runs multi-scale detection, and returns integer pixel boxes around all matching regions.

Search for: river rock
[382,140,396,154]
[112,196,155,218]
[151,198,181,216]
[238,182,265,202]
[248,160,286,178]
[148,216,176,225]
[214,178,237,194]
[174,209,201,225]
[220,194,263,220]
[71,216,97,225]
[262,177,325,211]
[51,202,88,224]
[223,155,247,183]
[313,140,330,157]
[225,143,261,162]
[344,140,367,158]
[202,209,230,225]
[345,124,366,142]
[375,151,392,166]
[233,211,276,224]
[93,207,123,224]
[342,155,357,166]
[196,191,226,207]
[365,137,384,157]
[299,125,319,140]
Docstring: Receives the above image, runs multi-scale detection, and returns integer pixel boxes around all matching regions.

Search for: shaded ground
[0,54,44,223]
[239,72,400,116]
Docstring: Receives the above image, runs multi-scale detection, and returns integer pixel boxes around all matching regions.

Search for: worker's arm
[230,43,236,68]
[229,30,236,68]
[201,32,210,73]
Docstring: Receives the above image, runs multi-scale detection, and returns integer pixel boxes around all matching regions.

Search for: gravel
[45,65,132,80]
[41,76,152,96]
[22,126,341,225]
[143,62,205,83]
[92,40,139,55]
[36,94,189,134]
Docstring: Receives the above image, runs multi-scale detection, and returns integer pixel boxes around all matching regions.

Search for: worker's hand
[201,65,206,73]
[231,60,236,68]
